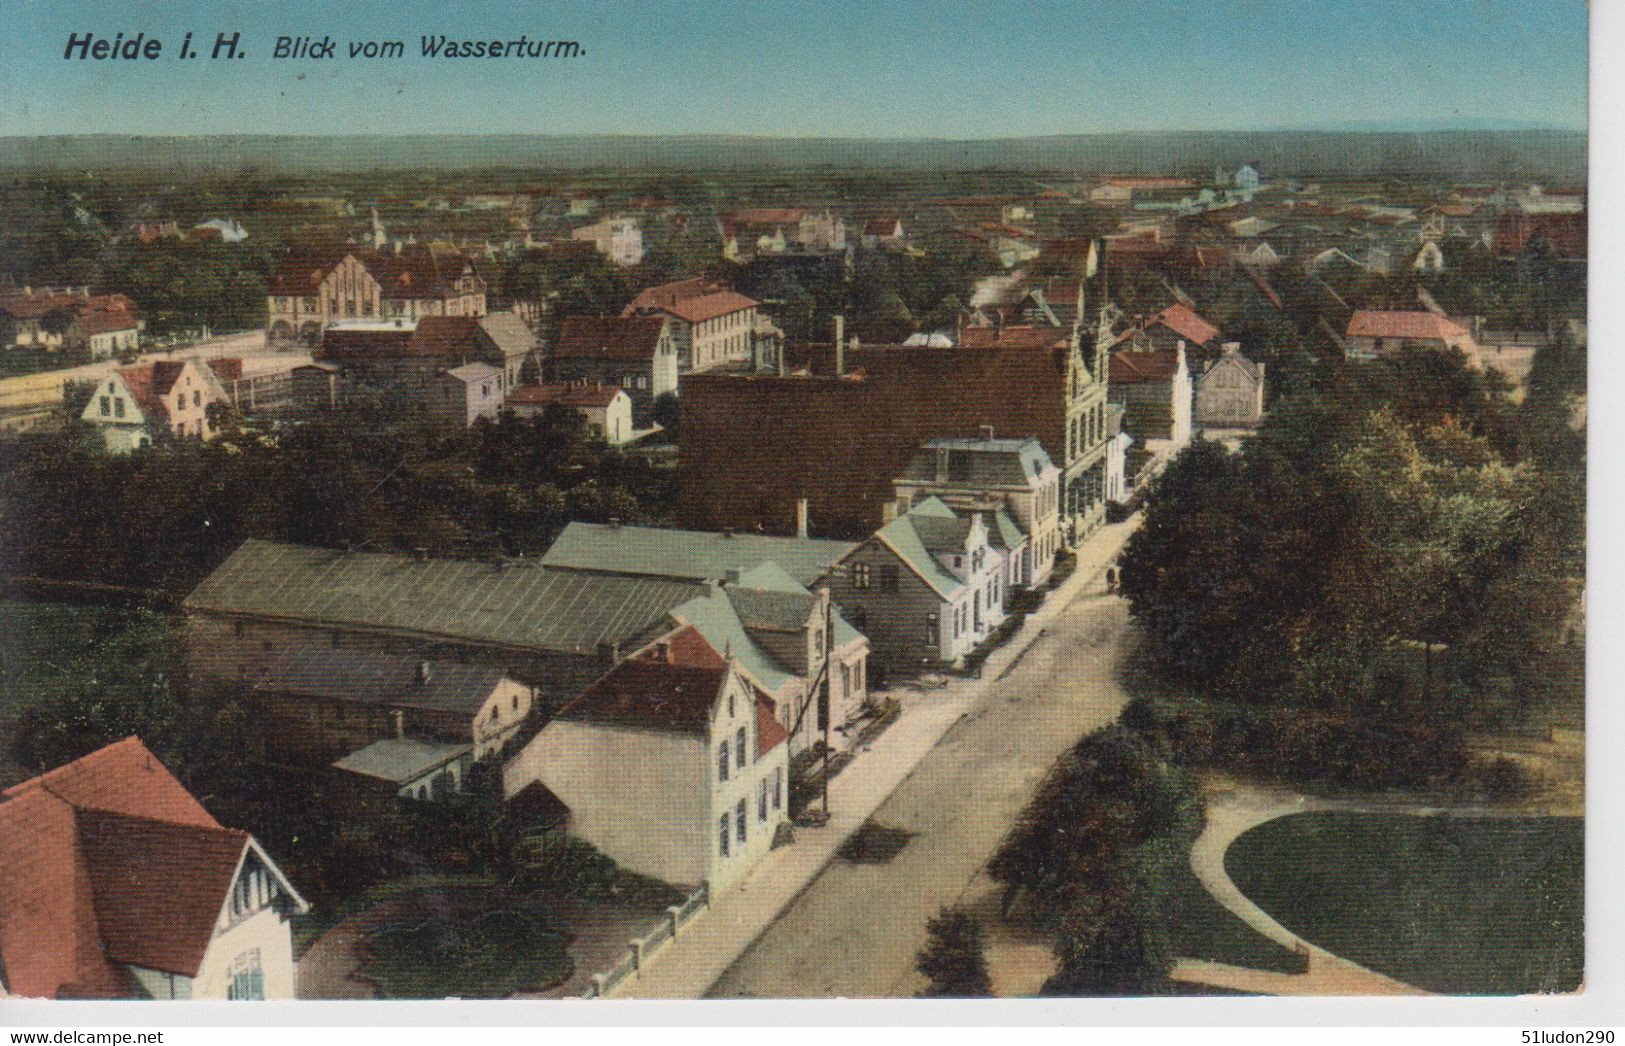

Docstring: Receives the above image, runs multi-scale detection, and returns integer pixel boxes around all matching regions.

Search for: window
[852,563,872,589]
[227,949,264,1001]
[717,741,730,783]
[758,779,768,822]
[736,798,748,843]
[512,694,520,710]
[879,565,899,593]
[99,396,110,416]
[735,727,746,769]
[728,693,735,719]
[114,398,125,418]
[719,814,730,857]
[926,613,938,645]
[193,391,201,407]
[773,768,783,810]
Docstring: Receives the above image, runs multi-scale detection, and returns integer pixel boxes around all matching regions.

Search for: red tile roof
[556,626,729,733]
[206,358,244,384]
[507,381,625,409]
[623,278,725,316]
[1346,310,1468,340]
[755,693,788,757]
[863,217,903,237]
[1110,349,1183,384]
[409,316,487,356]
[1150,303,1221,345]
[659,291,758,325]
[553,315,668,362]
[0,738,255,999]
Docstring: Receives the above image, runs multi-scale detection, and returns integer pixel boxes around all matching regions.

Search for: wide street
[706,549,1138,997]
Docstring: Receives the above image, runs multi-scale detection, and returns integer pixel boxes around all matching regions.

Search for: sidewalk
[610,514,1141,998]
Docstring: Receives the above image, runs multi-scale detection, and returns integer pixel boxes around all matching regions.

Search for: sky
[1,0,1589,138]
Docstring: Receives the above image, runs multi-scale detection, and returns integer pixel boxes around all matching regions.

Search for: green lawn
[1160,842,1305,975]
[1227,813,1582,994]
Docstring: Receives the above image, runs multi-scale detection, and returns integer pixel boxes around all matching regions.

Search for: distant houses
[266,246,487,344]
[1193,343,1266,429]
[0,287,142,359]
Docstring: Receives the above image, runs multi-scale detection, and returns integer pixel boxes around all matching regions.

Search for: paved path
[1169,784,1426,996]
[607,517,1143,999]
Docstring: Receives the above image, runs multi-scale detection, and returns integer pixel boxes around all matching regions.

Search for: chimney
[979,424,995,441]
[416,660,431,684]
[393,709,405,739]
[934,447,949,481]
[833,315,845,377]
[796,498,810,539]
[883,501,899,523]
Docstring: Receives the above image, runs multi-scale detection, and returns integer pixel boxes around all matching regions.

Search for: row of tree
[1119,340,1584,727]
[0,402,676,597]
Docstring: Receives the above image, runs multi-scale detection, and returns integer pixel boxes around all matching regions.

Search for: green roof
[990,509,1026,552]
[670,587,794,692]
[871,497,965,600]
[185,539,701,656]
[539,523,854,586]
[333,738,470,784]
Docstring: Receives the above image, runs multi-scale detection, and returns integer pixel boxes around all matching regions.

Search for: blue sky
[2,0,1588,137]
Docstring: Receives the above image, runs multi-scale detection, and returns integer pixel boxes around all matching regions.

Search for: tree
[915,908,992,997]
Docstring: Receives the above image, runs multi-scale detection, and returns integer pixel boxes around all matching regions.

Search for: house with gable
[823,497,1011,673]
[81,358,238,453]
[506,381,633,444]
[891,430,1063,589]
[501,625,789,889]
[0,738,307,1000]
[1344,310,1478,361]
[622,279,761,374]
[538,521,870,755]
[548,314,678,413]
[1194,342,1266,429]
[1110,341,1193,447]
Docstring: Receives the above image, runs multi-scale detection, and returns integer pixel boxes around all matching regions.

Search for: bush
[916,908,993,997]
[1121,694,1497,795]
[510,831,683,906]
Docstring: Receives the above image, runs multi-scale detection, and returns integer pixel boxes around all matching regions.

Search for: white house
[821,497,1012,673]
[1195,343,1266,429]
[1105,403,1133,503]
[1412,240,1446,273]
[571,217,644,267]
[891,431,1063,590]
[0,737,308,1000]
[1234,164,1261,192]
[429,361,506,427]
[506,381,633,444]
[80,358,235,453]
[503,625,790,889]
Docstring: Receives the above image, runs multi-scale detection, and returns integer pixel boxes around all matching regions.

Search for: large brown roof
[677,341,1072,539]
[623,278,724,316]
[553,315,668,362]
[958,325,1069,351]
[660,291,758,325]
[1110,349,1183,384]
